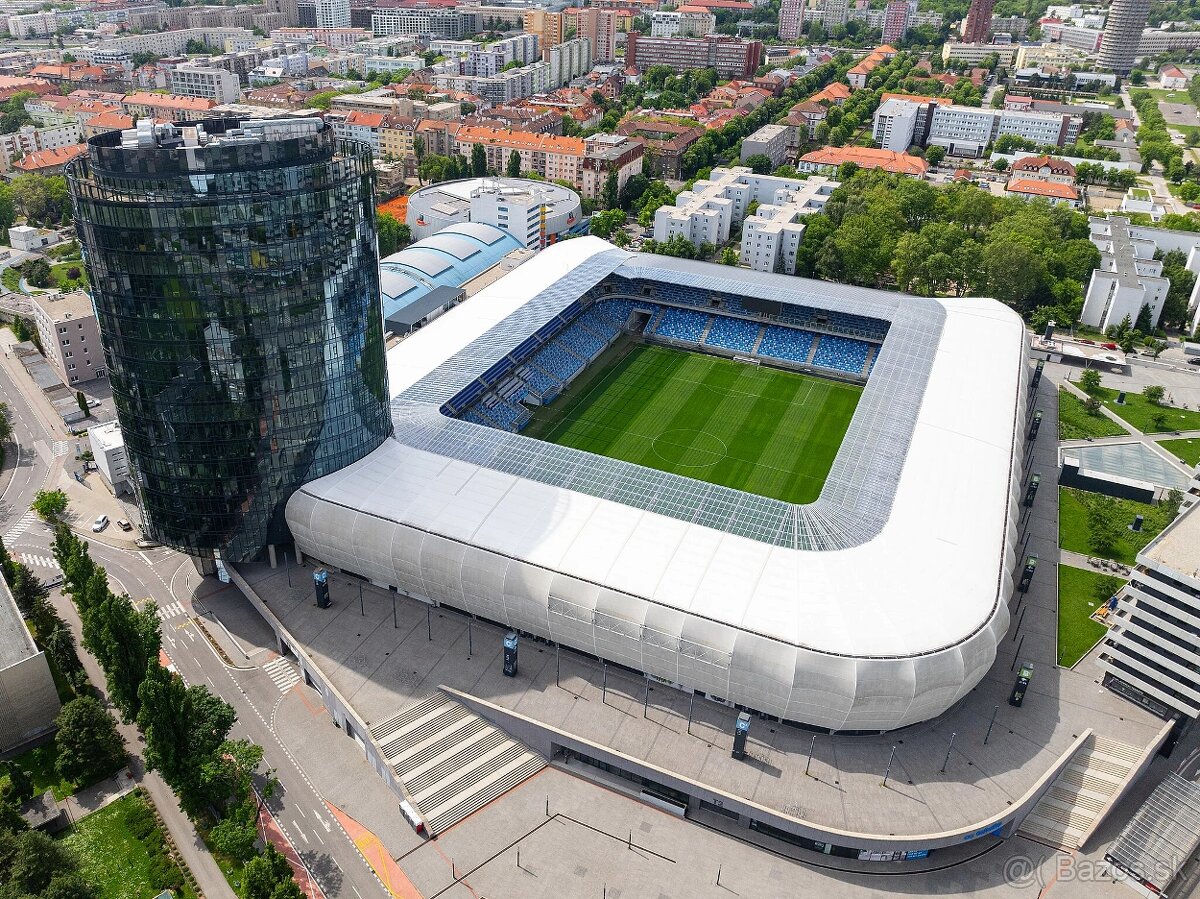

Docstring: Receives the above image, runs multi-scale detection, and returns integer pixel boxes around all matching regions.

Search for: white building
[1015,42,1091,67]
[874,98,1082,157]
[29,291,105,386]
[168,65,242,104]
[465,33,538,77]
[1081,216,1190,332]
[654,166,834,251]
[88,420,131,496]
[0,122,81,173]
[740,176,838,274]
[370,7,463,38]
[315,0,350,29]
[0,574,61,753]
[1100,492,1200,721]
[650,9,717,37]
[8,225,58,253]
[1138,30,1200,56]
[940,42,1017,65]
[1160,64,1189,90]
[546,38,591,89]
[406,177,582,248]
[740,123,791,169]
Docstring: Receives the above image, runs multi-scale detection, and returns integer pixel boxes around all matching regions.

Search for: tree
[30,489,67,521]
[1087,497,1124,556]
[1077,369,1102,394]
[1135,302,1154,334]
[925,145,946,167]
[1093,575,1122,605]
[601,171,619,210]
[242,844,301,899]
[0,402,10,445]
[3,761,33,804]
[4,830,79,895]
[376,212,409,258]
[1144,338,1168,360]
[471,143,487,178]
[85,593,160,722]
[1142,384,1166,405]
[75,391,87,418]
[1180,181,1200,203]
[22,257,50,288]
[744,153,773,175]
[588,208,624,239]
[720,246,739,265]
[54,697,126,785]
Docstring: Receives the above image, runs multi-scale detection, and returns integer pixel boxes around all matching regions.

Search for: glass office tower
[67,118,391,564]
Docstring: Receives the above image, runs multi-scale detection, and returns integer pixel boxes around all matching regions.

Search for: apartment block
[168,65,242,104]
[0,122,80,173]
[371,7,463,38]
[874,97,1081,157]
[940,41,1017,65]
[740,123,790,168]
[625,33,763,79]
[523,9,564,51]
[565,8,617,63]
[547,38,592,88]
[650,9,717,37]
[465,33,539,76]
[779,0,802,41]
[30,291,105,386]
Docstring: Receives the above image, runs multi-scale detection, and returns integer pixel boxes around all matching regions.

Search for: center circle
[651,429,729,469]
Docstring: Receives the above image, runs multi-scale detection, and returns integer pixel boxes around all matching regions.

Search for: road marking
[3,511,35,542]
[294,824,309,843]
[156,600,185,621]
[352,886,363,899]
[18,552,58,569]
[331,858,342,873]
[296,805,307,818]
[50,440,70,457]
[317,812,330,832]
[313,829,324,845]
[263,657,302,694]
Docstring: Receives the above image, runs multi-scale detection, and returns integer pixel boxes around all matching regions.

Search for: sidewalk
[63,766,138,823]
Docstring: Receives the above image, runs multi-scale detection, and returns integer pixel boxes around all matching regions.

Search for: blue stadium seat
[704,317,759,353]
[812,334,871,375]
[757,326,815,364]
[655,308,709,343]
[532,342,585,383]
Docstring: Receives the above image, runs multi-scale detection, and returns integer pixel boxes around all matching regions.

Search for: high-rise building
[67,118,391,565]
[961,0,995,43]
[882,0,909,43]
[523,8,564,51]
[820,0,849,29]
[625,33,764,79]
[1099,0,1151,73]
[567,7,617,63]
[315,0,349,29]
[779,0,802,41]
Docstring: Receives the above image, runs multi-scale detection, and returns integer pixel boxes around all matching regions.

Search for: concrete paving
[231,373,1165,857]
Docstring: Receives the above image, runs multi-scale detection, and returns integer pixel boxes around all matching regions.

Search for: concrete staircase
[370,695,545,835]
[805,334,820,365]
[1018,735,1143,850]
[862,344,877,377]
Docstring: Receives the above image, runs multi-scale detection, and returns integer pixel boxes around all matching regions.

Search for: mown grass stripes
[532,345,860,504]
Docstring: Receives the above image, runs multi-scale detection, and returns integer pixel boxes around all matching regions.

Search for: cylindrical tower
[1098,0,1151,74]
[67,118,391,563]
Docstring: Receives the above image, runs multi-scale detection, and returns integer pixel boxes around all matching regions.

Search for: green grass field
[1159,437,1200,466]
[525,344,861,504]
[1058,565,1117,668]
[1057,388,1129,440]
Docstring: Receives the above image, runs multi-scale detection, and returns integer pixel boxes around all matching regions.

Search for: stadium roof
[379,222,522,320]
[299,238,1026,661]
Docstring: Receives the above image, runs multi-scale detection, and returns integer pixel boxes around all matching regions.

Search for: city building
[566,7,618,63]
[29,291,104,386]
[625,33,764,79]
[168,65,242,105]
[67,118,392,565]
[1039,21,1105,51]
[1081,216,1200,332]
[738,176,838,273]
[650,8,717,37]
[874,98,1082,157]
[0,121,80,173]
[740,123,790,169]
[846,44,897,89]
[122,92,221,121]
[465,33,539,77]
[1014,42,1090,68]
[1098,0,1150,73]
[1004,178,1080,206]
[523,9,564,51]
[406,177,583,247]
[88,420,131,496]
[1160,64,1189,90]
[1009,154,1075,183]
[332,109,384,153]
[546,38,592,88]
[315,0,350,29]
[8,225,58,253]
[940,42,1017,65]
[1138,30,1200,56]
[370,7,463,38]
[779,0,803,41]
[1100,495,1200,721]
[13,145,85,175]
[0,574,61,754]
[617,117,704,179]
[882,0,909,43]
[286,235,1027,735]
[797,144,928,175]
[962,0,995,42]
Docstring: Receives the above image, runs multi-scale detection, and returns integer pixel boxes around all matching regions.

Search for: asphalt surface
[0,347,390,899]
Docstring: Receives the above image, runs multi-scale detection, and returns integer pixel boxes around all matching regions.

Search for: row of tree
[48,523,302,898]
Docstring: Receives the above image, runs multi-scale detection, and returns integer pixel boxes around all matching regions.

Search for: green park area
[1059,486,1177,565]
[1069,373,1200,433]
[1158,437,1200,466]
[1057,565,1118,668]
[61,791,197,899]
[1057,388,1129,440]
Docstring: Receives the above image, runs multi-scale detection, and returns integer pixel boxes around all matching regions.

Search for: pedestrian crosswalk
[18,552,58,569]
[2,511,36,543]
[51,441,71,457]
[263,656,301,694]
[156,601,186,622]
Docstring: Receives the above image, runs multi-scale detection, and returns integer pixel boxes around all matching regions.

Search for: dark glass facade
[67,119,391,563]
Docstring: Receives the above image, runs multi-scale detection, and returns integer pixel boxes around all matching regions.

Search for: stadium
[286,237,1029,733]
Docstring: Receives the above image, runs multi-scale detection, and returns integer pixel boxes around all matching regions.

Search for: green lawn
[1058,564,1117,668]
[1140,87,1194,101]
[1158,436,1200,466]
[1058,387,1130,440]
[1059,486,1174,565]
[48,261,87,291]
[60,793,196,899]
[4,742,74,801]
[1086,383,1200,433]
[524,343,861,504]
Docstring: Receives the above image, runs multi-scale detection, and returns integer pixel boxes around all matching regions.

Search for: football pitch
[526,344,861,504]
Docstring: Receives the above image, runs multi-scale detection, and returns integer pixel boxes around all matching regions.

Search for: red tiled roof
[84,109,134,131]
[1005,178,1079,200]
[13,145,86,171]
[122,92,217,111]
[1011,154,1076,177]
[344,110,386,127]
[800,145,927,175]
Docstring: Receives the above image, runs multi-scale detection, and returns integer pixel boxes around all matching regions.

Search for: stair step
[389,718,489,776]
[424,756,546,835]
[371,695,445,741]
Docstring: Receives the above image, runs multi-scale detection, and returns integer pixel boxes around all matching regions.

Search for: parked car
[86,399,101,408]
[116,519,132,531]
[92,514,109,532]
[1189,357,1200,366]
[134,537,161,549]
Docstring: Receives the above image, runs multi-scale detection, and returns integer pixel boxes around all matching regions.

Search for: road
[0,343,388,899]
